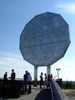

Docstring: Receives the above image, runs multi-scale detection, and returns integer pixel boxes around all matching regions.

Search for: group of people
[23,70,32,94]
[3,70,52,93]
[4,69,16,80]
[3,69,32,94]
[39,72,53,89]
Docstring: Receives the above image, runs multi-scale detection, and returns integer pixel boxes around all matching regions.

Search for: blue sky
[0,0,75,81]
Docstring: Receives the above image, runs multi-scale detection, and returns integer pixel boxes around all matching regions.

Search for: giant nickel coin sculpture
[20,12,70,66]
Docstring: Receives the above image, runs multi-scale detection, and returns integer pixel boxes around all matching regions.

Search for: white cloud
[0,51,33,67]
[56,3,75,14]
[0,51,21,58]
[52,59,75,81]
[0,51,75,81]
[0,51,33,78]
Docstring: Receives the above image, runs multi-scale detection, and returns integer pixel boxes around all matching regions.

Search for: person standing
[3,72,7,98]
[27,72,32,94]
[44,73,47,88]
[10,69,16,96]
[4,72,7,80]
[47,74,53,88]
[23,71,28,92]
[39,72,43,89]
[11,69,16,80]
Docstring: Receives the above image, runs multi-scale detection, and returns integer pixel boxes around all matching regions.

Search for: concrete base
[34,66,37,81]
[47,65,51,75]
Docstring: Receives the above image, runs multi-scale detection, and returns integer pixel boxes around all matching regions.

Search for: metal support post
[47,65,51,75]
[34,66,37,81]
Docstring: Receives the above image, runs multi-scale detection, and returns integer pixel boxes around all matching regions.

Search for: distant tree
[63,81,75,89]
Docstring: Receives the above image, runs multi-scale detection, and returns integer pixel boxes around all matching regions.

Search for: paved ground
[6,86,51,100]
[35,89,51,100]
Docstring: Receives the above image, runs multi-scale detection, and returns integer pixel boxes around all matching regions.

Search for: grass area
[63,89,75,96]
[63,89,75,100]
[62,81,75,89]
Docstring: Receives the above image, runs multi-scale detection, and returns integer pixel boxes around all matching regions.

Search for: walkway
[6,86,52,100]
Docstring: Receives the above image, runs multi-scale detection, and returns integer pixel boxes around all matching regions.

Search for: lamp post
[56,68,61,79]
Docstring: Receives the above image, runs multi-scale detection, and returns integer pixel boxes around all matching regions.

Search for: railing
[51,79,69,100]
[0,79,26,98]
[50,80,54,100]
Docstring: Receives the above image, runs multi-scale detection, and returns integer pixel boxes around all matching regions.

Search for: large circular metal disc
[20,12,70,66]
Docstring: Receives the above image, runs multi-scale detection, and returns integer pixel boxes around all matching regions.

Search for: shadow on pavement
[35,89,51,100]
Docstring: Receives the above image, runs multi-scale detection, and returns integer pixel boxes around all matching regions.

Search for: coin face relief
[20,12,70,66]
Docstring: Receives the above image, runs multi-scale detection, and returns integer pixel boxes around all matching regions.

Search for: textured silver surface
[20,12,70,66]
